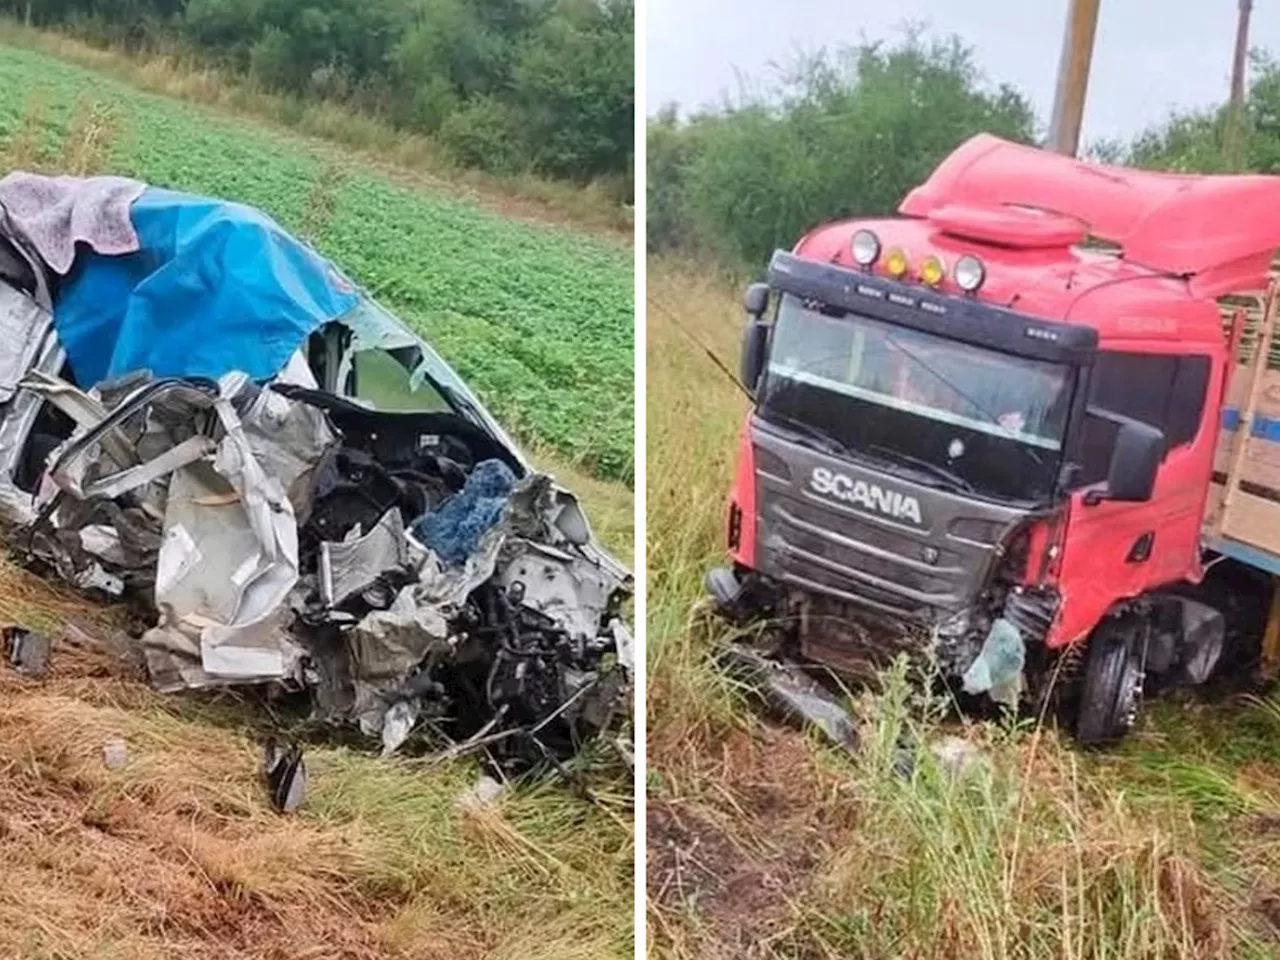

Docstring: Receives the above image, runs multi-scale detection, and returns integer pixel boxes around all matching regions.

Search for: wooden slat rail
[1217,280,1279,538]
[1208,257,1280,672]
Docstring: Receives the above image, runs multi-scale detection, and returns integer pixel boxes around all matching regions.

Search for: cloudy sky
[646,1,1280,146]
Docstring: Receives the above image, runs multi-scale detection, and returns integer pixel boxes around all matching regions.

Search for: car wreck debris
[0,171,632,772]
[262,738,307,814]
[4,625,50,677]
[455,773,505,812]
[102,737,129,771]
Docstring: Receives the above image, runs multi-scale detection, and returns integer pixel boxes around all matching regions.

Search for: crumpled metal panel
[346,585,451,742]
[0,283,51,403]
[149,379,332,684]
[497,539,617,642]
[319,507,409,608]
[239,386,336,522]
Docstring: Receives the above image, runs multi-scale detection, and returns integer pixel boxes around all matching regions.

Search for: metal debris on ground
[718,645,860,754]
[102,737,128,770]
[57,619,103,650]
[262,738,307,814]
[930,735,987,781]
[455,773,505,812]
[3,626,50,677]
[0,171,633,775]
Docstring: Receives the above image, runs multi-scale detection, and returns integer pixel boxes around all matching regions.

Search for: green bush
[645,105,698,253]
[649,31,1036,268]
[0,0,633,186]
[513,0,633,180]
[438,95,522,174]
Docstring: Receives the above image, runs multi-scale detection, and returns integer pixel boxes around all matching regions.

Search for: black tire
[1075,624,1144,746]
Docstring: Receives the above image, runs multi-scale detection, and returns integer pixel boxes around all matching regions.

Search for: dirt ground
[647,726,857,959]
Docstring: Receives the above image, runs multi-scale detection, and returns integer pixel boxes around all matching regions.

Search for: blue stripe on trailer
[1222,407,1280,442]
[1205,534,1280,577]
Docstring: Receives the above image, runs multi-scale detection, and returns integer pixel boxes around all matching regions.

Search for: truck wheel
[1076,626,1144,746]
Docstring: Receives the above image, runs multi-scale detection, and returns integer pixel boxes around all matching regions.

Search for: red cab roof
[898,134,1280,298]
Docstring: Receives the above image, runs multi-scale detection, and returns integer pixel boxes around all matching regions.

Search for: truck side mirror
[1093,418,1164,504]
[740,320,769,396]
[744,282,769,318]
[739,283,771,395]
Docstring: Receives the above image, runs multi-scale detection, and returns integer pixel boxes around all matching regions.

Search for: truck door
[1050,349,1222,647]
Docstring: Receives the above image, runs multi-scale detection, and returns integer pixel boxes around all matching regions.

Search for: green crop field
[0,42,633,484]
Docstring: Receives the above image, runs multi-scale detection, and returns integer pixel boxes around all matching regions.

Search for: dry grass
[644,257,1280,959]
[0,18,631,239]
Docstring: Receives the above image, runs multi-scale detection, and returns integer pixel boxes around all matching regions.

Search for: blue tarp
[53,187,360,387]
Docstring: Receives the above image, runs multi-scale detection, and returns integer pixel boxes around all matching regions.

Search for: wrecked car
[0,172,632,769]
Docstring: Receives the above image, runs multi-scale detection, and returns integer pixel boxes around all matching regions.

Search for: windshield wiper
[763,415,959,491]
[866,444,975,493]
[760,413,856,461]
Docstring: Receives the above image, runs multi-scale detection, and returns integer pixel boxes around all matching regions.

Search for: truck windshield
[759,294,1074,501]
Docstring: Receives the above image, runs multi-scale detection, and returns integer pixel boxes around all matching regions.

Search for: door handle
[1127,531,1155,563]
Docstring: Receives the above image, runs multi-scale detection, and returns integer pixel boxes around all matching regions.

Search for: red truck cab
[710,135,1280,743]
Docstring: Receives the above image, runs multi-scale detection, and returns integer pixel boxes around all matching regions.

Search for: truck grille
[750,424,1035,620]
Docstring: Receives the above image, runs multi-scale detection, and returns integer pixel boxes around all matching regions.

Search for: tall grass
[645,261,751,762]
[645,258,1280,958]
[799,666,1230,958]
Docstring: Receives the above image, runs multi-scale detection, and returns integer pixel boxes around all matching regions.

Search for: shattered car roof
[0,171,632,773]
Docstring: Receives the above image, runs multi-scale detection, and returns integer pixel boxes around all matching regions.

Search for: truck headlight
[851,229,880,268]
[955,254,986,293]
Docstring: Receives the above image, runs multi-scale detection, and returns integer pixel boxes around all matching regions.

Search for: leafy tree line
[648,33,1037,267]
[649,30,1280,270]
[7,0,633,187]
[1094,52,1280,177]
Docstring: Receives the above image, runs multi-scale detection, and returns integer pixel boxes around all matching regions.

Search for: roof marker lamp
[884,247,909,279]
[851,229,881,269]
[919,254,946,287]
[955,254,986,294]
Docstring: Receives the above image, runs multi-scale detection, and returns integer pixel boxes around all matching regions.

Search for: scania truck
[708,134,1280,743]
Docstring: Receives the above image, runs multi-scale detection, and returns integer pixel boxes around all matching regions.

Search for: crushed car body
[0,171,632,769]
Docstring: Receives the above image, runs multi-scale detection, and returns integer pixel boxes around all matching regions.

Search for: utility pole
[1224,0,1253,169]
[1048,0,1102,157]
